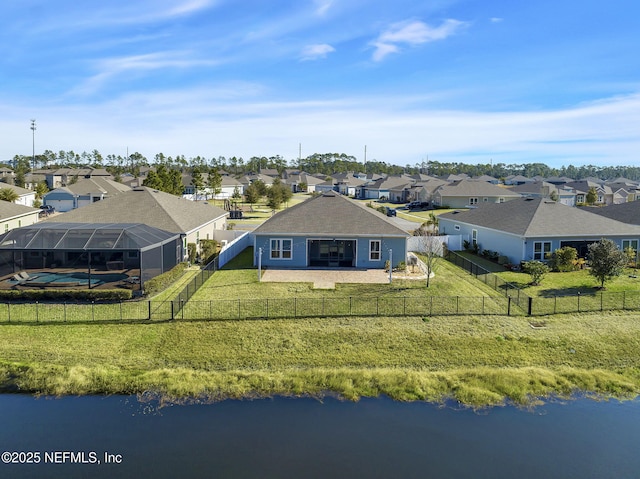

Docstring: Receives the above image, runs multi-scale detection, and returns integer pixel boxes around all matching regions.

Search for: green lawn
[188,247,505,303]
[497,267,640,296]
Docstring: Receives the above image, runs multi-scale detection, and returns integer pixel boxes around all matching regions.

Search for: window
[469,197,478,205]
[270,239,292,259]
[533,241,552,260]
[499,197,505,203]
[370,240,381,261]
[622,240,639,253]
[483,197,488,202]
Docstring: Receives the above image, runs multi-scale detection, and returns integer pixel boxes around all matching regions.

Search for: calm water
[1,394,639,479]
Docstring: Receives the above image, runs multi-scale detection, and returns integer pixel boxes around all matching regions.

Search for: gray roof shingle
[440,198,640,237]
[253,191,408,237]
[43,187,227,234]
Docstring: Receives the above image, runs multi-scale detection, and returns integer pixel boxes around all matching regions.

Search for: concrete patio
[260,268,390,289]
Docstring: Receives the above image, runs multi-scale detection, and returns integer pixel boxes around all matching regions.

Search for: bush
[0,289,132,302]
[143,262,189,296]
[548,246,579,272]
[522,260,550,285]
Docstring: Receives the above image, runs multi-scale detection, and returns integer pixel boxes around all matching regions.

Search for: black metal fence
[445,250,640,316]
[0,294,512,323]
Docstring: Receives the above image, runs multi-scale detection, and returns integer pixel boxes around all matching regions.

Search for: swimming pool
[9,272,129,287]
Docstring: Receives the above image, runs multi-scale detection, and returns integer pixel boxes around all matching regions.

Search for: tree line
[6,150,640,182]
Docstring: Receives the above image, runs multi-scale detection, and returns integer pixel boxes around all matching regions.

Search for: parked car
[385,207,397,217]
[407,201,429,210]
[39,204,55,216]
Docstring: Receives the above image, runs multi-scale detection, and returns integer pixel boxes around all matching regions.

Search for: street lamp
[30,119,36,171]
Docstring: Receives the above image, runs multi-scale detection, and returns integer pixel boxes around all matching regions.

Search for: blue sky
[1,0,639,168]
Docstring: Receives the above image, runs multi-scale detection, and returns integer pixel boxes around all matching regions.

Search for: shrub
[143,262,189,296]
[187,243,197,264]
[548,246,579,272]
[522,260,550,285]
[0,289,132,302]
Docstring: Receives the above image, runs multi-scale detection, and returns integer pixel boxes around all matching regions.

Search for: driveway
[261,268,390,289]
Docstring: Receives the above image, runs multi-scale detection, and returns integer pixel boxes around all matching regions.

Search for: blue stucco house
[438,198,640,263]
[252,191,409,269]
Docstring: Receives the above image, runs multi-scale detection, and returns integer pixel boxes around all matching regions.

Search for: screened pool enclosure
[0,223,182,288]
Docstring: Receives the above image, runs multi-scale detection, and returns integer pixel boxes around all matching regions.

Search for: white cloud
[314,0,333,16]
[372,19,467,61]
[300,44,336,61]
[490,17,503,23]
[3,89,639,168]
[70,52,221,96]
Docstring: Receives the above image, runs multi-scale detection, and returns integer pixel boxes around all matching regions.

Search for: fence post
[92,301,95,321]
[601,291,603,311]
[171,301,175,320]
[148,301,152,321]
[429,296,433,316]
[266,299,269,318]
[64,302,67,322]
[36,301,39,322]
[577,292,581,312]
[528,297,533,316]
[507,296,511,316]
[554,296,557,315]
[350,297,352,315]
[482,296,485,315]
[181,300,184,320]
[456,296,459,314]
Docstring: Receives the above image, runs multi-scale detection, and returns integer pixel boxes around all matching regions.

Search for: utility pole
[30,119,36,171]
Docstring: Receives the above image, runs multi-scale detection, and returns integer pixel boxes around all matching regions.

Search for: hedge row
[143,262,189,296]
[0,289,132,302]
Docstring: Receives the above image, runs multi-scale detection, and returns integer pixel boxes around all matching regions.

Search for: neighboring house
[432,180,522,208]
[0,185,37,207]
[43,177,131,212]
[44,187,228,260]
[35,167,114,190]
[438,198,640,263]
[182,173,242,199]
[0,201,40,234]
[566,180,614,205]
[284,172,325,193]
[359,176,414,200]
[252,191,408,269]
[473,175,500,184]
[238,173,275,192]
[503,175,534,186]
[506,181,577,206]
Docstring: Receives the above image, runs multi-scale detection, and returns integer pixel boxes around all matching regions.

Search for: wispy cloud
[314,0,333,16]
[70,51,220,96]
[300,44,336,61]
[490,17,503,23]
[371,19,467,61]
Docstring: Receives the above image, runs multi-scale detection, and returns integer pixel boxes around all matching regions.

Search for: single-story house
[252,191,409,269]
[0,201,40,234]
[438,197,640,263]
[44,187,228,260]
[0,185,37,208]
[43,177,131,212]
[358,176,414,200]
[432,180,522,208]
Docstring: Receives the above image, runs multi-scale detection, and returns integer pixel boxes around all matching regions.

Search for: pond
[1,394,638,479]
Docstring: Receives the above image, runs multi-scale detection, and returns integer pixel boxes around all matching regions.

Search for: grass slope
[1,311,639,406]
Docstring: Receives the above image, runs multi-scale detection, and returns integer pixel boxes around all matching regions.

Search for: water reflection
[0,394,638,479]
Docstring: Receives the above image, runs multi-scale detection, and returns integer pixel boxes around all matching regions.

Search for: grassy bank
[1,311,639,407]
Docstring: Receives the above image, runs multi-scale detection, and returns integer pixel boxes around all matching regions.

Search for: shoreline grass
[1,312,639,407]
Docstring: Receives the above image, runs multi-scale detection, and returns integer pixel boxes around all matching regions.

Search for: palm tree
[0,188,19,203]
[425,212,439,234]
